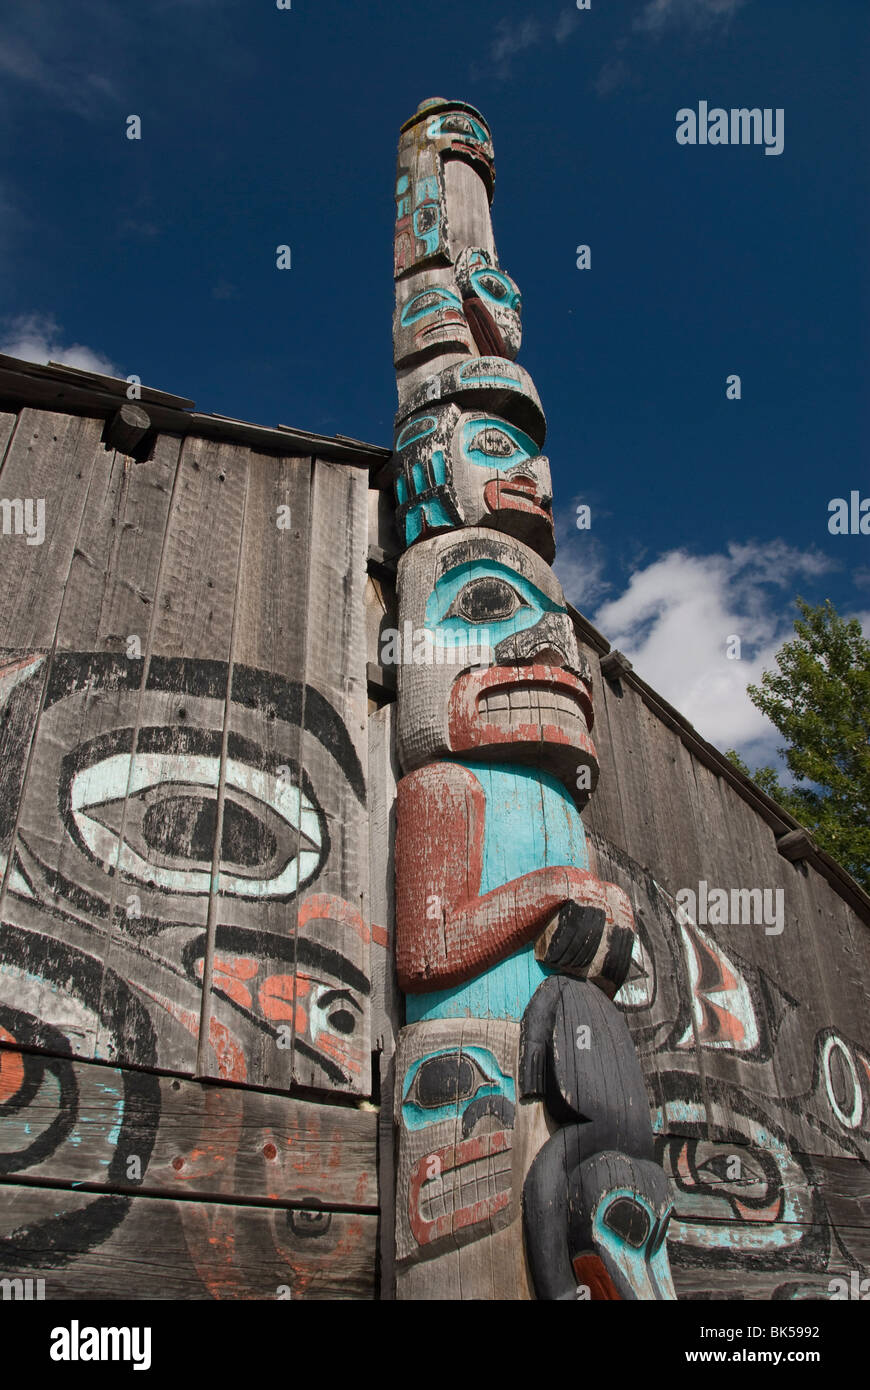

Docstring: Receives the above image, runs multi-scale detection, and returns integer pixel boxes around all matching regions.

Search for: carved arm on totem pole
[395,759,636,997]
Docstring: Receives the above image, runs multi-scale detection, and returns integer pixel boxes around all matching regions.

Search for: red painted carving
[447,664,596,776]
[407,1131,512,1247]
[572,1253,622,1300]
[395,761,633,992]
[482,476,551,523]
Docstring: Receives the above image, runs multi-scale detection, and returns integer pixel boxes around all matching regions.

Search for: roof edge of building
[569,604,870,928]
[0,354,392,468]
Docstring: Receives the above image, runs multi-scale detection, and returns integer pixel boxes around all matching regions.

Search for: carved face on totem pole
[395,529,597,795]
[570,1153,676,1300]
[392,400,553,558]
[455,246,522,359]
[400,98,495,194]
[394,1019,521,1269]
[400,356,545,434]
[393,250,521,369]
[394,100,494,280]
[393,275,477,368]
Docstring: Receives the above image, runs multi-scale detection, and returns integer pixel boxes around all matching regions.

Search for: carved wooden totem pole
[389,98,677,1300]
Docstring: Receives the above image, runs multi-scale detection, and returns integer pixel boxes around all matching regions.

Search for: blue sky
[1,0,867,769]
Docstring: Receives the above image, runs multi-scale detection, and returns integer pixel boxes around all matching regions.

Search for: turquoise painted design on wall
[407,761,589,1022]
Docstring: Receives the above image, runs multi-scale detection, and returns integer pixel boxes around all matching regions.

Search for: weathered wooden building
[1,100,869,1302]
[0,356,387,1297]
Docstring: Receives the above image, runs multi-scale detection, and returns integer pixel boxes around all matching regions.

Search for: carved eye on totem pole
[393,276,476,368]
[425,107,494,172]
[455,247,522,360]
[574,1157,676,1301]
[400,98,495,198]
[395,529,596,793]
[392,400,553,559]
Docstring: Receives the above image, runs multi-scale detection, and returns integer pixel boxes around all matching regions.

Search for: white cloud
[634,0,748,33]
[554,11,580,43]
[0,1,233,119]
[491,18,541,68]
[0,25,120,117]
[488,10,581,78]
[553,503,612,611]
[594,0,747,98]
[554,541,610,614]
[594,58,631,97]
[588,541,836,764]
[0,313,119,376]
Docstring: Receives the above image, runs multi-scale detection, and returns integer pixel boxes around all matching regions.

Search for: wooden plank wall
[581,642,870,1299]
[0,408,377,1298]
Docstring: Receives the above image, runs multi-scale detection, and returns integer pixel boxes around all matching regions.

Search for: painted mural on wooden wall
[0,649,369,1093]
[590,833,870,1298]
[0,1016,377,1296]
[0,424,374,1296]
[0,642,376,1293]
[390,100,676,1300]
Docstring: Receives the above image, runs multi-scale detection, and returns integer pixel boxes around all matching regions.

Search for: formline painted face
[456,246,522,359]
[397,530,597,795]
[393,401,554,557]
[394,1023,519,1263]
[0,650,371,1093]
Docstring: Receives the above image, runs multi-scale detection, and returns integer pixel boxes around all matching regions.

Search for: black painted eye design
[411,290,443,313]
[407,1052,489,1109]
[476,273,508,301]
[415,204,438,234]
[401,288,460,325]
[695,1153,742,1182]
[648,1208,672,1255]
[311,987,362,1038]
[467,427,517,459]
[439,115,475,137]
[61,729,327,900]
[602,1196,651,1249]
[447,577,529,624]
[688,1144,775,1202]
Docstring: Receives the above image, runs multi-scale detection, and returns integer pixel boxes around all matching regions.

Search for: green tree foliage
[724,598,870,892]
